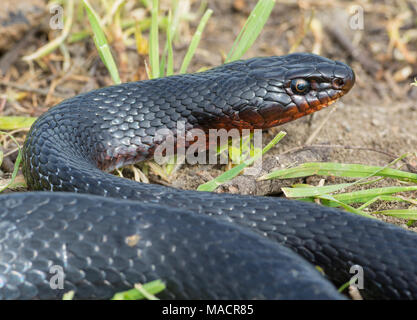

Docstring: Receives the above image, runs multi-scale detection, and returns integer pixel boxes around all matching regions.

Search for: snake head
[235,53,355,128]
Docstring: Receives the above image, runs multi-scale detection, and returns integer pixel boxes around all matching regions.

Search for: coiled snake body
[1,53,416,299]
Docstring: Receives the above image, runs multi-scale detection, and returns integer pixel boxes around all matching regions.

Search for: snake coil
[0,53,416,300]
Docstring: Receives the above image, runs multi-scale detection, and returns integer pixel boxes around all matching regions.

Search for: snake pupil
[291,79,310,94]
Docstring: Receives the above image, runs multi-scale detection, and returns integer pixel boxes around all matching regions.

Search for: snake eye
[291,79,310,94]
[332,78,345,89]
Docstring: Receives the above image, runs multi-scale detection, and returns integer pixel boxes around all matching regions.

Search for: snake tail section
[0,192,344,300]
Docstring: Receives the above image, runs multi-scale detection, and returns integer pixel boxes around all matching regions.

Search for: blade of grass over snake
[112,279,165,300]
[338,281,351,293]
[83,0,121,84]
[197,131,286,192]
[62,291,75,300]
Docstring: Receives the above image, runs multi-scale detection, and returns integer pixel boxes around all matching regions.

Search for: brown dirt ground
[0,0,416,231]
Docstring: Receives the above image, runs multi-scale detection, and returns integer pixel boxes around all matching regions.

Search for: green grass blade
[0,132,23,193]
[226,0,275,62]
[283,185,417,202]
[356,196,387,210]
[282,183,352,198]
[112,279,166,300]
[165,9,175,76]
[23,0,75,61]
[149,0,160,79]
[140,0,152,9]
[300,195,417,208]
[316,194,374,218]
[62,291,75,300]
[356,195,417,210]
[159,0,179,77]
[373,209,417,220]
[0,117,37,130]
[338,281,351,293]
[333,186,417,204]
[68,30,91,43]
[197,131,286,192]
[83,0,121,84]
[259,161,417,183]
[179,9,213,74]
[159,10,172,77]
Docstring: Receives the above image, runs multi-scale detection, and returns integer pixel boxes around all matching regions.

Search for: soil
[0,0,416,230]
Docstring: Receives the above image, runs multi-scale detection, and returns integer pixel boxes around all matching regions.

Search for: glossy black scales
[0,192,344,300]
[2,53,415,300]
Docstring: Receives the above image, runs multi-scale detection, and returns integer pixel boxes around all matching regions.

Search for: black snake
[1,53,416,300]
